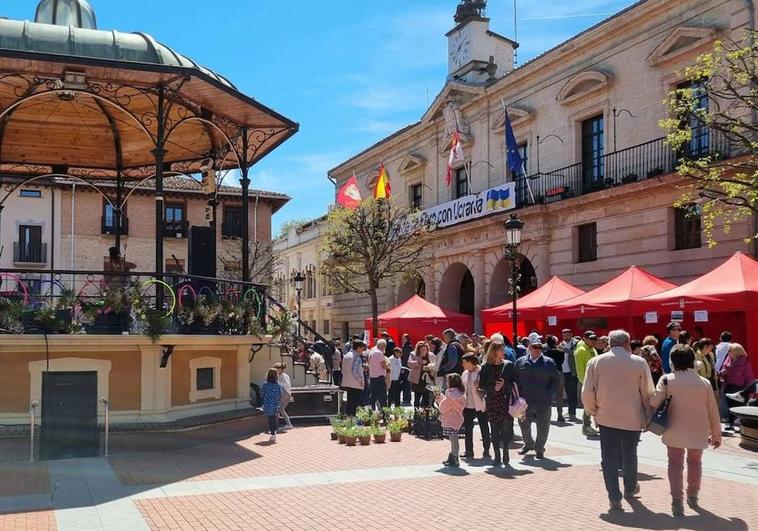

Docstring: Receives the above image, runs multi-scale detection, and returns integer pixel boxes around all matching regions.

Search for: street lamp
[504,213,525,348]
[292,271,305,336]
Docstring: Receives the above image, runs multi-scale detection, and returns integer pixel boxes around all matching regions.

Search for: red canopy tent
[635,252,758,373]
[364,295,473,345]
[481,276,585,337]
[546,266,677,337]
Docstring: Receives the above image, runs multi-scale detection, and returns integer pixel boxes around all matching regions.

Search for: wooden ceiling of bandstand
[0,54,298,181]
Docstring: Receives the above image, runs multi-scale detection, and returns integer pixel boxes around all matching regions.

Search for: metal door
[40,371,98,460]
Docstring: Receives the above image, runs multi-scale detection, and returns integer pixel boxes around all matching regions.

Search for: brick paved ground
[134,462,756,531]
[0,510,56,531]
[0,414,756,531]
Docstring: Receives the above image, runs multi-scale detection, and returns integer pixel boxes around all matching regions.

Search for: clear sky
[3,0,637,234]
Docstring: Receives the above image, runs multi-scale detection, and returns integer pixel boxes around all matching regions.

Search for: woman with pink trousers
[651,344,721,517]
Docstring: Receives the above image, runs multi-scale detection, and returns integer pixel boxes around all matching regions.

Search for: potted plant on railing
[621,172,639,184]
[129,285,172,342]
[357,426,372,446]
[176,295,222,335]
[82,285,132,334]
[0,297,24,334]
[372,426,387,444]
[388,419,406,442]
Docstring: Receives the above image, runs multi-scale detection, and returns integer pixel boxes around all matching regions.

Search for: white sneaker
[726,392,746,403]
[284,424,294,430]
[269,433,277,442]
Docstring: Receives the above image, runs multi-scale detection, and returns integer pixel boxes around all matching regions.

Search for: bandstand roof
[0,8,298,182]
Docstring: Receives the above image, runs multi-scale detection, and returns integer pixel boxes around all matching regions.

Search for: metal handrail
[29,399,39,462]
[100,397,110,456]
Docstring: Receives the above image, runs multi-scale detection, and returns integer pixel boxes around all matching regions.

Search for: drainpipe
[70,183,76,276]
[50,181,55,270]
[254,195,259,242]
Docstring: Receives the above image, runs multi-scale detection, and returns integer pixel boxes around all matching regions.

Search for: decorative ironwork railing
[516,132,733,208]
[0,269,267,337]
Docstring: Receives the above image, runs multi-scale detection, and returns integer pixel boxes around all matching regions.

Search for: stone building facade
[328,0,758,336]
[273,216,334,338]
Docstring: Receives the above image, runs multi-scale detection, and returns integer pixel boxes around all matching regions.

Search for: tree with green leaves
[320,198,434,339]
[660,31,758,246]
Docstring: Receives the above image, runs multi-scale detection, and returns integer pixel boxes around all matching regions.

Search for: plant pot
[344,436,357,447]
[331,432,338,441]
[359,436,371,446]
[373,433,386,444]
[338,433,346,444]
[390,431,402,442]
[88,311,131,335]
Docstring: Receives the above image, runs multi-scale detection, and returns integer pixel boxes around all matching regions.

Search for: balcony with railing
[221,221,243,239]
[101,216,129,236]
[163,220,189,239]
[13,242,47,264]
[517,131,732,208]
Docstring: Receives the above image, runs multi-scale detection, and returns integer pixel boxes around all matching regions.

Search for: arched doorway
[488,255,538,307]
[439,262,475,315]
[397,274,426,302]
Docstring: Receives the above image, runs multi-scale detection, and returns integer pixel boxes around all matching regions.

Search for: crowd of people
[313,322,755,515]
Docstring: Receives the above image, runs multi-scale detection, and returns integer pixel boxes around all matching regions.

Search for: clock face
[450,28,471,69]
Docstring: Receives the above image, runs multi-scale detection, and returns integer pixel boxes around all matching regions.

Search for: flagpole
[452,112,474,195]
[501,98,535,205]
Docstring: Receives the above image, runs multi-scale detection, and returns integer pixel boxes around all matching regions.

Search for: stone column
[139,345,171,421]
[472,251,486,333]
[237,345,252,408]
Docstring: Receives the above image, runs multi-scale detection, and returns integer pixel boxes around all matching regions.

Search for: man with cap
[575,331,599,436]
[514,336,561,458]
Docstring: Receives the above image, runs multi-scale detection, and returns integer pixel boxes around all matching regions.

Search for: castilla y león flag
[336,173,362,208]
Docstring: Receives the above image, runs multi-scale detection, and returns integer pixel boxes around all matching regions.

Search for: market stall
[635,252,758,373]
[545,266,677,337]
[481,276,585,337]
[365,295,473,345]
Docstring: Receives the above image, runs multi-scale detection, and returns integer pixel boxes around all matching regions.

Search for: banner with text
[420,182,516,229]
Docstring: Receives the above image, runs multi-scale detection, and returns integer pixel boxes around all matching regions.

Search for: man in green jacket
[575,331,599,436]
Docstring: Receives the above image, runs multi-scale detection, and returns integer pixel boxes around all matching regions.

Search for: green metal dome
[35,0,97,30]
[0,1,235,89]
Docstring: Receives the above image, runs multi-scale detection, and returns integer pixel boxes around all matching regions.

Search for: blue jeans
[599,425,640,502]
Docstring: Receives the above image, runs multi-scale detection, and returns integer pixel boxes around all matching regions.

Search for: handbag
[647,376,671,436]
[509,382,529,419]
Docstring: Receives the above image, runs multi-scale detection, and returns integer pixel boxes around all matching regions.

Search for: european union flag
[505,110,523,174]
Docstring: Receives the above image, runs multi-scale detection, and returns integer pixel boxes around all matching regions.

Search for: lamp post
[504,213,525,348]
[292,271,305,337]
[612,107,636,152]
[536,134,564,174]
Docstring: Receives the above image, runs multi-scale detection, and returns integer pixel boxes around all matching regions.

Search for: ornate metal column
[153,86,167,304]
[240,127,251,282]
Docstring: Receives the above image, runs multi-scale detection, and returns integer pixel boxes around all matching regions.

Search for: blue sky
[3,0,637,234]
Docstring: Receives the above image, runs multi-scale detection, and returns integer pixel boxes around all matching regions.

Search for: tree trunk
[369,288,379,344]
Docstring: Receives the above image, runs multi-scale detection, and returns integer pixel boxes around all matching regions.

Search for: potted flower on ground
[343,426,359,447]
[389,419,406,442]
[330,417,342,441]
[372,426,387,444]
[358,426,372,446]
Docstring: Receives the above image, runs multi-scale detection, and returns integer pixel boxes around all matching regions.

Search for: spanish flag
[374,162,391,199]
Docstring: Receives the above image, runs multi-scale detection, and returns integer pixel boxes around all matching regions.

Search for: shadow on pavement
[435,467,470,477]
[484,466,532,479]
[519,456,572,472]
[600,497,749,530]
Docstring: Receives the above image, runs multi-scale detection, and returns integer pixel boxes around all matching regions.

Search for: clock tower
[447,1,517,83]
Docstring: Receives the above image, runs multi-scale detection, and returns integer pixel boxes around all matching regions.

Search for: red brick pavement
[0,510,55,531]
[109,425,574,486]
[135,462,756,531]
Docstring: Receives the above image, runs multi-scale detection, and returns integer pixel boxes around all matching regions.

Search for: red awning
[365,295,473,344]
[482,276,585,322]
[635,252,758,312]
[548,266,677,318]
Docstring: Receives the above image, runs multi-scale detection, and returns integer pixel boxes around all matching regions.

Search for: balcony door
[581,114,605,191]
[17,225,43,263]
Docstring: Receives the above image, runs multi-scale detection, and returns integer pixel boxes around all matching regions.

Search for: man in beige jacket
[582,330,655,512]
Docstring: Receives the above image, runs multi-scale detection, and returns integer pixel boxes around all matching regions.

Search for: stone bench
[730,406,758,451]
